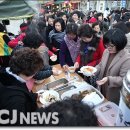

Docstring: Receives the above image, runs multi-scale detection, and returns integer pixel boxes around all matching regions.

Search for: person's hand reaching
[96,77,108,86]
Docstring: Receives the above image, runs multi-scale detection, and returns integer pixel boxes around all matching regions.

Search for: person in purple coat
[59,23,80,71]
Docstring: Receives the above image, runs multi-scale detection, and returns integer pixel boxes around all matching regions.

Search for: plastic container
[94,101,119,126]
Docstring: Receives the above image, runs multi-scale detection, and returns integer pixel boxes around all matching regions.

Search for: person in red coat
[74,24,105,69]
[8,23,28,48]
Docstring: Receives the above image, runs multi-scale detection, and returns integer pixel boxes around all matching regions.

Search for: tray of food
[61,82,104,107]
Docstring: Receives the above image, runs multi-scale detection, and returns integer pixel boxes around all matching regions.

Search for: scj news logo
[0,110,59,125]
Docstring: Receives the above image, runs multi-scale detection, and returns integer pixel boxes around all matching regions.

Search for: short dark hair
[77,24,95,38]
[67,17,75,23]
[103,28,127,51]
[114,14,121,22]
[23,32,44,49]
[122,12,130,22]
[53,17,66,32]
[113,21,129,34]
[57,12,67,18]
[71,11,81,18]
[20,22,28,32]
[47,15,55,21]
[20,22,28,28]
[66,23,78,35]
[9,47,43,76]
[125,21,130,32]
[95,12,103,19]
[37,99,98,126]
[92,21,100,28]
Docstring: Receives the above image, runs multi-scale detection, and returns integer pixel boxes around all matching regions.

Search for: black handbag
[89,75,99,88]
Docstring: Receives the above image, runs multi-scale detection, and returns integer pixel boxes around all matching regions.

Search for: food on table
[71,90,95,100]
[44,94,57,102]
[79,90,95,98]
[40,90,60,106]
[71,94,82,100]
[83,67,93,73]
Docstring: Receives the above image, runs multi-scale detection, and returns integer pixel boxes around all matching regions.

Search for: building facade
[79,0,130,12]
[39,0,130,13]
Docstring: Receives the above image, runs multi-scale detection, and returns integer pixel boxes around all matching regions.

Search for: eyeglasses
[105,44,115,48]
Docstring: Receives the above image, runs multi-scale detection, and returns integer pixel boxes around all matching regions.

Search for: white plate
[39,90,60,107]
[80,66,97,77]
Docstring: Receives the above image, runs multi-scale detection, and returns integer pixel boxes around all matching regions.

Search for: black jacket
[33,65,53,80]
[0,68,38,126]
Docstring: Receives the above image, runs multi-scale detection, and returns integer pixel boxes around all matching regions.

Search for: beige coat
[96,49,130,105]
[126,33,130,53]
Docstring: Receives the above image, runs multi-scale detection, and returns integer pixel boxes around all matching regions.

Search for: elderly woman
[0,47,43,125]
[96,28,130,105]
[59,23,80,71]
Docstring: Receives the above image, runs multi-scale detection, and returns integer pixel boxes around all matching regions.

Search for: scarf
[64,35,80,63]
[80,41,96,66]
[49,30,65,44]
[80,36,100,66]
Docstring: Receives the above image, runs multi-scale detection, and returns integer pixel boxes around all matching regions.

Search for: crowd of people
[0,7,130,126]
